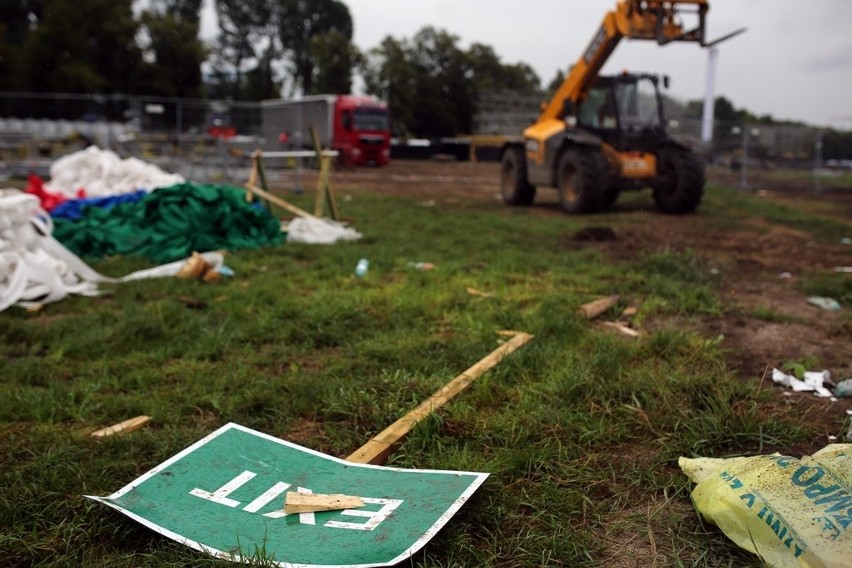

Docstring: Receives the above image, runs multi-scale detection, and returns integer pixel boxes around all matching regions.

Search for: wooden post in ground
[308,127,339,220]
[346,332,534,465]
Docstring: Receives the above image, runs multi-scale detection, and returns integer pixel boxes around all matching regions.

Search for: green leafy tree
[212,0,279,99]
[466,43,540,93]
[135,0,208,98]
[20,0,141,93]
[363,27,540,137]
[0,1,44,90]
[277,0,353,95]
[362,36,418,137]
[310,29,362,94]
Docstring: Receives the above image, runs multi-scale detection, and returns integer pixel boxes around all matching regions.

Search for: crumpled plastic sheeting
[45,146,184,198]
[680,445,852,568]
[0,189,222,312]
[772,368,834,398]
[284,216,362,244]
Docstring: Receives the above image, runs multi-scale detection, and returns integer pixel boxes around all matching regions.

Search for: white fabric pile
[0,189,221,311]
[285,216,363,244]
[44,146,184,198]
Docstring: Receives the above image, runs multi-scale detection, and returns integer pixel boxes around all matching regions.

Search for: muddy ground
[296,159,852,440]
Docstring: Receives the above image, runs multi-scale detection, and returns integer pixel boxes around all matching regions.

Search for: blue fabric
[50,190,149,221]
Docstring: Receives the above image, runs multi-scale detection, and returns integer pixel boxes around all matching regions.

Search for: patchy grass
[0,184,836,567]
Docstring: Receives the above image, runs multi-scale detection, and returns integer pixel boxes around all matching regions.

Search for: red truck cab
[333,95,391,166]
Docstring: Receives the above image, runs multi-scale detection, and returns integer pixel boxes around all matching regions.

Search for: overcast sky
[201,0,852,128]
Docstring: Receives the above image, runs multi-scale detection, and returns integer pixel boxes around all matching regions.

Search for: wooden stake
[309,127,339,220]
[600,321,641,338]
[578,295,620,319]
[466,287,494,298]
[284,493,365,514]
[245,182,314,219]
[346,332,534,465]
[90,415,151,438]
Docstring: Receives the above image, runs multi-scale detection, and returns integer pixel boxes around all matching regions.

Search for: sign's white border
[86,422,489,568]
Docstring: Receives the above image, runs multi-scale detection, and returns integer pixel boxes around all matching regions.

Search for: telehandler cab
[500,0,710,214]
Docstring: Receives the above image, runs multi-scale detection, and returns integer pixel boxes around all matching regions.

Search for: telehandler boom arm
[541,0,708,123]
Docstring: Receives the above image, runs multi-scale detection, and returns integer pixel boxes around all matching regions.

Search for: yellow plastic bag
[679,444,852,568]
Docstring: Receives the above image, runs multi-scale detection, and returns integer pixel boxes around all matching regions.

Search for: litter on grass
[0,189,225,312]
[835,379,852,397]
[679,444,852,568]
[808,296,841,311]
[771,368,834,398]
[284,216,362,244]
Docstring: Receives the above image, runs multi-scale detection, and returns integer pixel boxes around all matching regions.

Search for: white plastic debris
[0,189,222,311]
[284,217,362,245]
[771,368,833,398]
[807,296,841,311]
[44,146,184,198]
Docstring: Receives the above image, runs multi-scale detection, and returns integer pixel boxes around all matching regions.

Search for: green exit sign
[88,423,488,567]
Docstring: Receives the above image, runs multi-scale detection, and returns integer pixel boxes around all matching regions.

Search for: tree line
[0,0,541,138]
[2,0,851,155]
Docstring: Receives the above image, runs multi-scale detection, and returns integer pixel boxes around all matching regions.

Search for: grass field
[1,179,849,567]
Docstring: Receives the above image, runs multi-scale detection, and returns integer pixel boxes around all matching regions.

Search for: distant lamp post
[700,27,748,145]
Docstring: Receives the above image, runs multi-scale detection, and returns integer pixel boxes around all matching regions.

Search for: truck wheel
[652,148,705,214]
[500,148,536,205]
[556,148,605,214]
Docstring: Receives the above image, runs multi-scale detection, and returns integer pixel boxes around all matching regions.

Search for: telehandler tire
[652,147,705,214]
[556,148,605,214]
[500,147,536,205]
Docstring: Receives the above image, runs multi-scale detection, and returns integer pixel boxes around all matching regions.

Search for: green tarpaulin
[53,182,284,263]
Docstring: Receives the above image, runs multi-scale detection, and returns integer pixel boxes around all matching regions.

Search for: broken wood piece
[466,287,494,298]
[601,321,640,338]
[90,415,151,438]
[284,492,365,514]
[496,329,525,337]
[621,306,638,318]
[346,332,534,465]
[578,295,620,319]
[245,182,315,219]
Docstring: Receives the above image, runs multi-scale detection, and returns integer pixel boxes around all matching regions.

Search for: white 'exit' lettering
[190,470,403,531]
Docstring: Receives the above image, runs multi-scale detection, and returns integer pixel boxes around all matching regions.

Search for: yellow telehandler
[500,0,710,214]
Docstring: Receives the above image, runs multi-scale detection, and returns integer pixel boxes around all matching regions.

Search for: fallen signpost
[88,332,533,567]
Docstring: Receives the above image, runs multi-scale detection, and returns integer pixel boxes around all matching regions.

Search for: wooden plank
[91,415,151,438]
[577,295,620,319]
[245,182,314,219]
[346,332,534,465]
[284,493,365,514]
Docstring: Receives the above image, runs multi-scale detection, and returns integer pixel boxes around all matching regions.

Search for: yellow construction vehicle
[500,0,709,214]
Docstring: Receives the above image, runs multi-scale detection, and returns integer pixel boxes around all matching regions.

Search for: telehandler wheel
[500,147,536,205]
[652,147,705,214]
[556,148,605,214]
